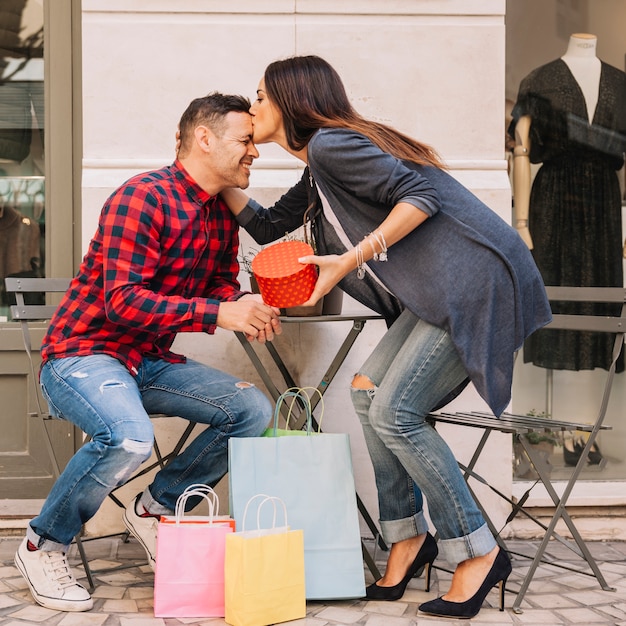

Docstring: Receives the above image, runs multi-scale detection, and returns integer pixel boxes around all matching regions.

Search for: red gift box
[251,241,317,308]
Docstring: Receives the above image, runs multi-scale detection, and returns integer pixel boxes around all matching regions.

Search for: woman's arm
[297,129,438,306]
[220,171,311,245]
[298,201,429,306]
[220,188,250,216]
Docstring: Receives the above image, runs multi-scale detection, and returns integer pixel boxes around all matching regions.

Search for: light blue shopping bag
[228,389,365,600]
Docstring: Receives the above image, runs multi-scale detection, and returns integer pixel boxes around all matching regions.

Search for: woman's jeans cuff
[27,526,69,553]
[379,511,429,544]
[439,523,497,566]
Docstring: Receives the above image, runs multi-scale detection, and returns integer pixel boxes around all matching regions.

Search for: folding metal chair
[427,286,624,612]
[6,276,197,589]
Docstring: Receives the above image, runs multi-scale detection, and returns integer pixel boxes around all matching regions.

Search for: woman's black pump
[418,547,512,619]
[365,533,438,601]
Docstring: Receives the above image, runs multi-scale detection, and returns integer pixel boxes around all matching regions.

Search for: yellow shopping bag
[225,495,306,626]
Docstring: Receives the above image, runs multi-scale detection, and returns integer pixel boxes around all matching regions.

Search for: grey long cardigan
[237,128,552,416]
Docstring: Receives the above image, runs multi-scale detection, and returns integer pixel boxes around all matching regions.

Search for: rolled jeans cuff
[27,526,69,553]
[379,511,430,544]
[438,523,497,566]
[141,488,174,517]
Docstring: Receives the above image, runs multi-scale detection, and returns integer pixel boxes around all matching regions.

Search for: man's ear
[194,125,212,152]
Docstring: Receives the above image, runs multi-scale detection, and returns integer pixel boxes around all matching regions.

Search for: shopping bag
[153,484,235,617]
[225,495,306,626]
[229,389,366,599]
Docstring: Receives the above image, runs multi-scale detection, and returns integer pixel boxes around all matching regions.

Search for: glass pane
[507,1,626,485]
[0,0,45,321]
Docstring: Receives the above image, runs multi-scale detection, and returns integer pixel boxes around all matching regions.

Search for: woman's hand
[296,253,353,307]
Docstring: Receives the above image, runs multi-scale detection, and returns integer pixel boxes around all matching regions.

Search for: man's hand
[217,294,282,343]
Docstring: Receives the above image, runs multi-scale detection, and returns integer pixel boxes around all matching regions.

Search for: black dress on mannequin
[508,59,626,372]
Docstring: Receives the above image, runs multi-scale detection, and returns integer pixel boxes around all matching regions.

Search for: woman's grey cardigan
[236,128,552,416]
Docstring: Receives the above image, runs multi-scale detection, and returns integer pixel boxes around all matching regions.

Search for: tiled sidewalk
[0,535,625,625]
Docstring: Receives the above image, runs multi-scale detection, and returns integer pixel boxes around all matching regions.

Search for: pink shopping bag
[154,484,235,617]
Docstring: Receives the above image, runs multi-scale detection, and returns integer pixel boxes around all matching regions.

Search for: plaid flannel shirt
[42,161,244,375]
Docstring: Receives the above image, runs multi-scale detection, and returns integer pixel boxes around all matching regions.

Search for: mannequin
[508,33,626,373]
[512,34,604,249]
[561,33,601,122]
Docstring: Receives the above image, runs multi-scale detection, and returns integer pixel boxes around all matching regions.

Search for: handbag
[153,484,235,617]
[225,495,306,626]
[229,388,366,599]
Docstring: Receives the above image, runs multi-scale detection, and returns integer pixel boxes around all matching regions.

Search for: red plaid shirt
[42,160,244,375]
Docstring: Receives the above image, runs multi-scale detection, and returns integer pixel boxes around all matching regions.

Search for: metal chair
[427,285,624,612]
[5,276,197,589]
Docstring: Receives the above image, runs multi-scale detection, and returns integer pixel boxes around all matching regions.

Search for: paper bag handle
[241,494,289,531]
[174,483,220,524]
[272,386,324,435]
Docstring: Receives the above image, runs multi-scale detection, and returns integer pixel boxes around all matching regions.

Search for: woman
[222,55,552,618]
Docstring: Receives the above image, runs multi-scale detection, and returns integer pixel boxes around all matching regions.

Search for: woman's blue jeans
[351,309,496,565]
[29,354,271,551]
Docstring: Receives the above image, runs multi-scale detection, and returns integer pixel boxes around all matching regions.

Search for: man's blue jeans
[351,309,496,565]
[29,354,271,551]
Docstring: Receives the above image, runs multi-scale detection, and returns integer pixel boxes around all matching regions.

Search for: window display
[507,22,626,485]
[0,0,44,319]
[508,33,626,373]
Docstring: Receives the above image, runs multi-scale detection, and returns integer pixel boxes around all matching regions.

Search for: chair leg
[40,415,199,587]
[74,534,95,592]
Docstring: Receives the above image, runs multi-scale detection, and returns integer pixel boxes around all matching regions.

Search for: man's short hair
[178,92,251,156]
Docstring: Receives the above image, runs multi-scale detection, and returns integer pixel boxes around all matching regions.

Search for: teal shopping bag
[228,389,365,600]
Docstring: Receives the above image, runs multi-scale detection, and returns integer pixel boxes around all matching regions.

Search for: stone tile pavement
[0,535,625,625]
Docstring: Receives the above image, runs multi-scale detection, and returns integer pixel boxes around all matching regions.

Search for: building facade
[1,0,624,540]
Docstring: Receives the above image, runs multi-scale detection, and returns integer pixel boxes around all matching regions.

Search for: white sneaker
[14,537,93,612]
[123,494,158,571]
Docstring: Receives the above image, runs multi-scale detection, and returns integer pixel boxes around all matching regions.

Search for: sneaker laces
[43,551,79,590]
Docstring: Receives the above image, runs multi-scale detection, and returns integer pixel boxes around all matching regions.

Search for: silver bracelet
[355,243,366,279]
[366,236,380,261]
[371,230,388,261]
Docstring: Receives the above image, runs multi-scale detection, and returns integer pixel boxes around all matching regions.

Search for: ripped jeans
[30,354,271,551]
[351,309,496,565]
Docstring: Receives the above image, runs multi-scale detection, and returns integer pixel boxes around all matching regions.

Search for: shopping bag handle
[272,386,324,435]
[174,484,220,524]
[241,494,289,531]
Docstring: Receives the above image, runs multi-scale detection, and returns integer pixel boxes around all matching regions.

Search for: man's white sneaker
[14,537,93,612]
[123,494,158,571]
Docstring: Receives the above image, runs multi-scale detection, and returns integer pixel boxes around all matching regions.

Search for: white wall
[81,0,512,539]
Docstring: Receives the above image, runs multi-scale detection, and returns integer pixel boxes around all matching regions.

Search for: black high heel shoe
[365,532,438,601]
[418,547,512,619]
[564,436,604,467]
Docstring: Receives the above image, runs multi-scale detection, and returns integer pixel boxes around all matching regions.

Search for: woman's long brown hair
[263,55,444,168]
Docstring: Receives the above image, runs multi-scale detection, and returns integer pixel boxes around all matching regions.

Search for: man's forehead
[223,111,253,137]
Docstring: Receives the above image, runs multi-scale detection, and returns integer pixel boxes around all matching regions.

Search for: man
[14,93,281,612]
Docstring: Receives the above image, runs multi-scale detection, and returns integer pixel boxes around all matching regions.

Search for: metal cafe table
[235,311,387,577]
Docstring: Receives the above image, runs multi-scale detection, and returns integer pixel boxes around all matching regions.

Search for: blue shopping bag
[228,389,365,600]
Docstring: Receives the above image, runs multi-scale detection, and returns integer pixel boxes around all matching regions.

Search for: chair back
[5,277,71,416]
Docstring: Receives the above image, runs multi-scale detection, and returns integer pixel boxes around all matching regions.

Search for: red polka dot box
[251,240,317,308]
